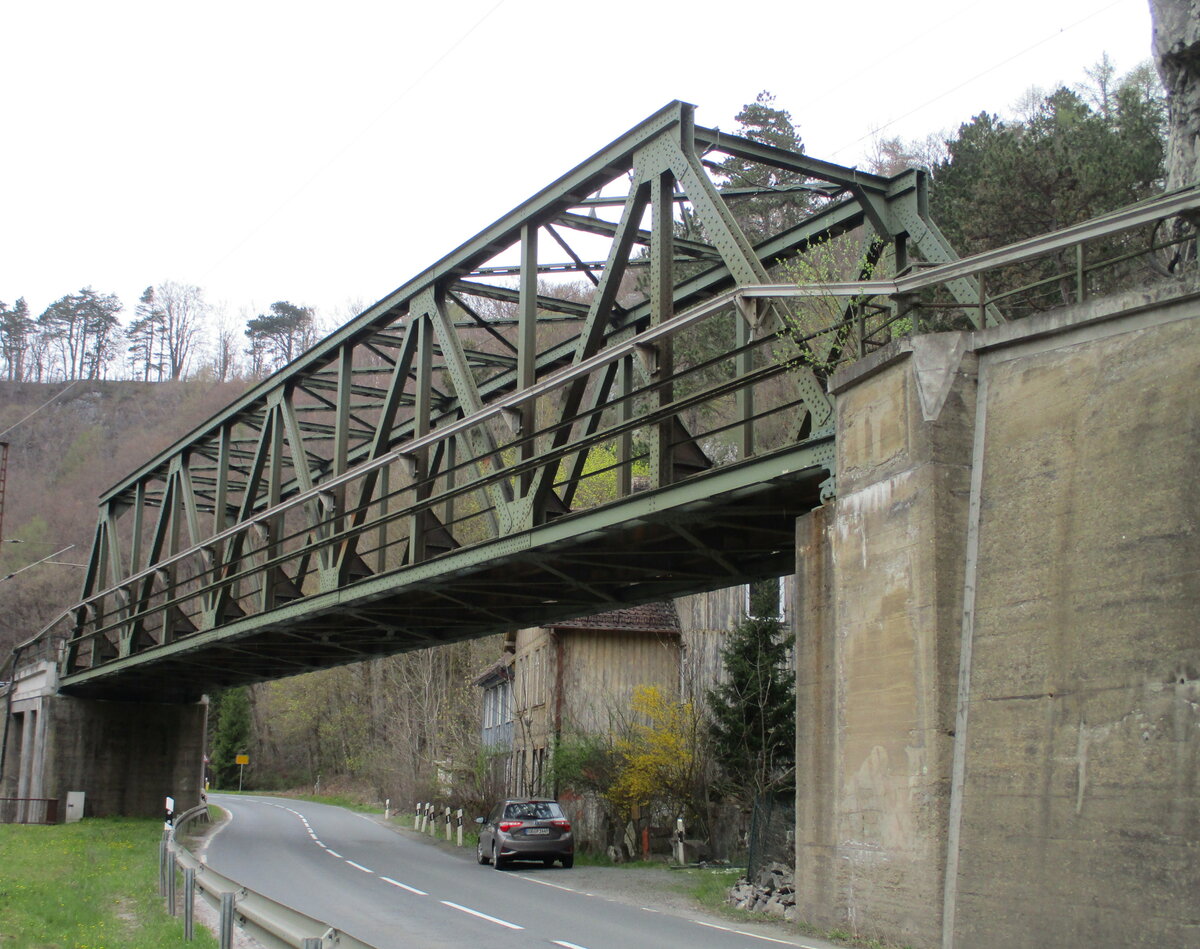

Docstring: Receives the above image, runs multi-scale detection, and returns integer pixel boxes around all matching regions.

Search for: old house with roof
[474,579,795,855]
[475,602,682,802]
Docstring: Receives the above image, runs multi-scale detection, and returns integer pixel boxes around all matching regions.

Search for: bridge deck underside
[60,447,828,701]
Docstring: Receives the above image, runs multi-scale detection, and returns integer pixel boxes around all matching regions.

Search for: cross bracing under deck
[53,100,1010,702]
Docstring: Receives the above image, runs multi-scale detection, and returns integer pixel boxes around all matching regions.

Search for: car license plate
[524,828,550,835]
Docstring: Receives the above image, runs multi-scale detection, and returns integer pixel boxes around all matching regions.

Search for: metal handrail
[166,803,376,949]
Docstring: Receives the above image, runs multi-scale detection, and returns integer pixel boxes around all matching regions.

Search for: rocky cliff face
[1152,0,1200,207]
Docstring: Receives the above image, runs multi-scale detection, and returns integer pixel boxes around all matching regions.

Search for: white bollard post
[675,817,687,865]
[416,801,424,832]
[456,808,464,847]
[384,798,391,821]
[445,806,451,841]
[427,803,435,836]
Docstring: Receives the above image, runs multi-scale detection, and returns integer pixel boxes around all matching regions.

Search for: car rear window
[504,801,563,820]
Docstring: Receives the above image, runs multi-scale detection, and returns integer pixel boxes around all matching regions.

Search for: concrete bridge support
[2,660,206,819]
[795,283,1200,949]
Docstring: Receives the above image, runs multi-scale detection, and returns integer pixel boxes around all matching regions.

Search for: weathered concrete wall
[796,282,1200,949]
[41,694,207,818]
[795,334,975,946]
[946,291,1200,949]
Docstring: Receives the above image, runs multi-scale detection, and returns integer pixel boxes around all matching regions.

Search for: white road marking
[517,876,583,894]
[440,900,524,930]
[325,849,343,858]
[692,919,820,947]
[552,941,591,949]
[345,860,373,873]
[381,878,429,892]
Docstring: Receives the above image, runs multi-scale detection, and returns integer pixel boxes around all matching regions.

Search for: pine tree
[717,91,815,243]
[707,579,795,802]
[209,686,252,789]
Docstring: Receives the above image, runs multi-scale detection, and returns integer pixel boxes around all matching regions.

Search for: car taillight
[551,819,571,831]
[498,820,523,832]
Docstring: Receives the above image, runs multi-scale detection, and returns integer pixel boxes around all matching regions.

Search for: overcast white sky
[1,0,1155,334]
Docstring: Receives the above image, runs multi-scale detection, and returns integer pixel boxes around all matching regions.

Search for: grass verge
[0,817,218,949]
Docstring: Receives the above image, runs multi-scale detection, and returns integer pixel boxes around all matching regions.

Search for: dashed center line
[381,877,428,896]
[345,860,373,873]
[552,941,591,949]
[440,900,524,930]
[325,849,344,858]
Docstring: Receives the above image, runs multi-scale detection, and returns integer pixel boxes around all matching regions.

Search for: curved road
[205,794,828,949]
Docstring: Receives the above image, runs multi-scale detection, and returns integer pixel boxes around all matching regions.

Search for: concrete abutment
[2,660,206,819]
[795,282,1200,949]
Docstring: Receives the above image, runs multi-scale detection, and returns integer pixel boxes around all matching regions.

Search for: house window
[745,577,786,621]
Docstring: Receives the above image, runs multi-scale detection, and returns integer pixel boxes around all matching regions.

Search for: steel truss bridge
[49,101,1197,702]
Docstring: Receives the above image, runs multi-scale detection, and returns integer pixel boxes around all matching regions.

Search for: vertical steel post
[158,830,169,896]
[166,853,177,916]
[219,892,234,949]
[518,223,539,503]
[736,297,756,461]
[977,272,987,328]
[1076,243,1087,303]
[183,867,195,940]
[649,171,675,488]
[617,355,633,497]
[408,317,432,564]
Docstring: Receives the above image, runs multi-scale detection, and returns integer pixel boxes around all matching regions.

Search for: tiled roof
[549,601,680,634]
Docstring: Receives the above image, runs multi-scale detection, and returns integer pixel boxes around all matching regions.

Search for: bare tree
[157,281,207,379]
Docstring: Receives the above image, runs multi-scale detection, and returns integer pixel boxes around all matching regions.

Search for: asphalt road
[205,794,829,949]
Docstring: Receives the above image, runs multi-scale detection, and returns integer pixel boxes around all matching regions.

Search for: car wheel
[492,841,505,870]
[560,855,574,869]
[477,839,489,865]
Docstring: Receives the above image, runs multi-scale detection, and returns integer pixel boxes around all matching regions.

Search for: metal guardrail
[164,803,376,949]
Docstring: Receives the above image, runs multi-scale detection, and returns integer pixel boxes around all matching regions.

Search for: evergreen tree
[930,65,1165,309]
[716,91,814,244]
[244,301,316,375]
[0,298,33,381]
[708,579,795,802]
[209,686,252,789]
[126,286,165,381]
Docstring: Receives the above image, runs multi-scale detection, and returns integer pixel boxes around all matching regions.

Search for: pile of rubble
[727,862,796,920]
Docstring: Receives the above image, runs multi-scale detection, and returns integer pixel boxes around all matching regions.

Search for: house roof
[548,601,680,634]
[473,602,680,688]
[473,659,513,687]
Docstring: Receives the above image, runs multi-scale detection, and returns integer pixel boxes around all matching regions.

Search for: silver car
[476,798,574,869]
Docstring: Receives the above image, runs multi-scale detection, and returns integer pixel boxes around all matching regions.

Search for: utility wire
[201,0,509,285]
[0,380,78,440]
[828,0,1129,160]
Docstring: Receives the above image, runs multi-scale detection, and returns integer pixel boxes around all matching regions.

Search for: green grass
[0,817,218,949]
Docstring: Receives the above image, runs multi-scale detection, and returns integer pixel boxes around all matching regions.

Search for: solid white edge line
[345,860,373,873]
[517,876,581,894]
[440,900,524,930]
[380,877,428,896]
[692,919,822,948]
